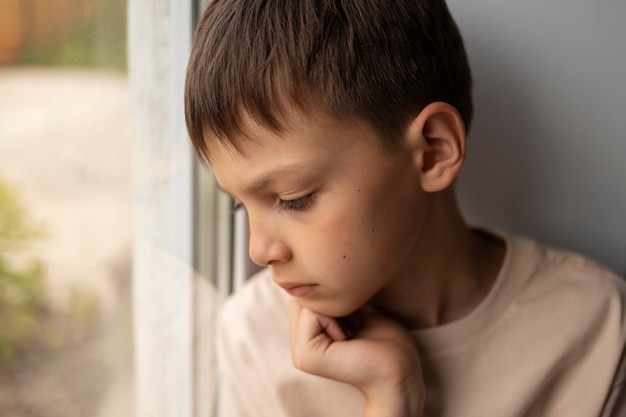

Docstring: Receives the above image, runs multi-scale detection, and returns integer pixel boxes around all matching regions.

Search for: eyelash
[231,194,316,213]
[277,194,315,212]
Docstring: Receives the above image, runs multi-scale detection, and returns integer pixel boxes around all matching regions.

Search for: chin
[303,300,363,319]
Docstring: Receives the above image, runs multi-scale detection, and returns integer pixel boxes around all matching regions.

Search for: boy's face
[207,110,429,318]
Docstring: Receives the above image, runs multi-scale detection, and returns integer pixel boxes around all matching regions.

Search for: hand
[288,300,424,417]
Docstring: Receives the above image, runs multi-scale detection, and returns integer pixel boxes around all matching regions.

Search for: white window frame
[129,0,235,416]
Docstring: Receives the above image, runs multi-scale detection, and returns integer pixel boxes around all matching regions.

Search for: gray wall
[449,0,626,276]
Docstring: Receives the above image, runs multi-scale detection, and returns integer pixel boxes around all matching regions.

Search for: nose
[248,216,292,266]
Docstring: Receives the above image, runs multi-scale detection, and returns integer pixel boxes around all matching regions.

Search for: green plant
[0,177,46,360]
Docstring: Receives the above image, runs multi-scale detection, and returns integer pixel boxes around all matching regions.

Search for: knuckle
[291,349,315,374]
[291,351,306,371]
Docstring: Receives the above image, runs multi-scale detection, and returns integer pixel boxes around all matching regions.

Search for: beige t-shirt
[216,233,626,417]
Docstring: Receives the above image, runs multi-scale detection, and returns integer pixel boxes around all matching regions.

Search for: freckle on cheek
[343,255,347,259]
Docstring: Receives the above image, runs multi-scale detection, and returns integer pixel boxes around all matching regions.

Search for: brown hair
[185,0,473,165]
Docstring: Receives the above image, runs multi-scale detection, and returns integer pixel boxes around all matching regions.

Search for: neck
[370,189,505,329]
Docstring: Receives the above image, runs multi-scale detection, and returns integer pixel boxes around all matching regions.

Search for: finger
[290,305,354,377]
[318,313,349,342]
[289,301,329,370]
[289,305,326,373]
[297,307,348,347]
[289,300,348,343]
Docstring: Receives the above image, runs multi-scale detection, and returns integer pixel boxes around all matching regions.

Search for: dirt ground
[0,68,134,417]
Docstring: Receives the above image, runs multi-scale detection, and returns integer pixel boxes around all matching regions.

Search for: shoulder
[216,268,291,366]
[511,234,626,302]
[505,234,626,409]
[220,268,287,317]
[503,232,626,337]
[215,269,364,415]
[218,267,289,340]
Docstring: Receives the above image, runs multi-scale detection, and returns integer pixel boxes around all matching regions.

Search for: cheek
[311,206,390,281]
[296,199,419,317]
[351,191,424,277]
[300,171,421,280]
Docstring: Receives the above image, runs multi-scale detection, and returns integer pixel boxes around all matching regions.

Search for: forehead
[204,108,381,163]
[204,109,389,192]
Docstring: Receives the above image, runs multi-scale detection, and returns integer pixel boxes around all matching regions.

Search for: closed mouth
[276,282,318,297]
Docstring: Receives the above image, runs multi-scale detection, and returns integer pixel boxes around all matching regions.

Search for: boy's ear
[403,102,466,192]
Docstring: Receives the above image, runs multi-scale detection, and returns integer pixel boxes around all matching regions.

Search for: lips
[277,282,318,297]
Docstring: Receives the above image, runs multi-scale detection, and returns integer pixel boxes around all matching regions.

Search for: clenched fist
[289,300,425,417]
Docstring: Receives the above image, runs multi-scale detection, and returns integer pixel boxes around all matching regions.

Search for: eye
[277,194,315,212]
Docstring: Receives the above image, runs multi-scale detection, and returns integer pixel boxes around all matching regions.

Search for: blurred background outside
[0,0,133,416]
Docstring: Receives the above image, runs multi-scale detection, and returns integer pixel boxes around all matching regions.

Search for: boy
[184,0,626,416]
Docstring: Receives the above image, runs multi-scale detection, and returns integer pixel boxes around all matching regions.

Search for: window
[130,1,235,416]
[0,0,133,416]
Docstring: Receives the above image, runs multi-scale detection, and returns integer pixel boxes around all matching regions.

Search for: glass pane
[0,1,133,416]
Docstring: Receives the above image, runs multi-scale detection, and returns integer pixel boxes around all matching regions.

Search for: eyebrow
[216,162,308,196]
[244,163,307,194]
